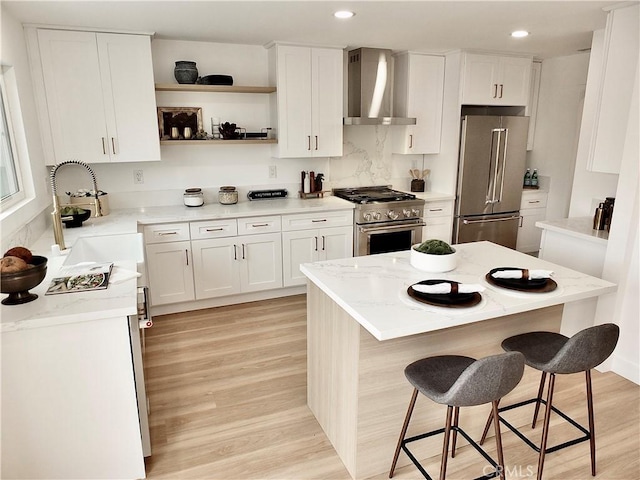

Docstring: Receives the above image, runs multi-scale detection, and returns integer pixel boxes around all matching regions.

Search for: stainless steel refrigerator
[453,115,529,249]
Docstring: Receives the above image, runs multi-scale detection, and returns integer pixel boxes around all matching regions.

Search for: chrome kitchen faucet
[50,159,103,250]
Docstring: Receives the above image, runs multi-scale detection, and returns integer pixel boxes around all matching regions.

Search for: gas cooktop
[333,186,417,204]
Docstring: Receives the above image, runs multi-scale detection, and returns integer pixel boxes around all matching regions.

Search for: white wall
[594,63,639,383]
[527,53,590,220]
[0,7,50,252]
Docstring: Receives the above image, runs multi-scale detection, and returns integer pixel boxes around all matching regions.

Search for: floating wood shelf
[155,84,276,94]
[160,139,277,145]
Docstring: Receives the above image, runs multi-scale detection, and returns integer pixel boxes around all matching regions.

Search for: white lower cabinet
[281,210,354,287]
[516,190,548,254]
[145,241,195,305]
[422,200,453,243]
[282,226,353,286]
[192,233,283,299]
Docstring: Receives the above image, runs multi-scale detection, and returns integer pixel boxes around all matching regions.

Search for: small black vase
[174,61,198,84]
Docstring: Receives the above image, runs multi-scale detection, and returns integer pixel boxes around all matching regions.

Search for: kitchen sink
[63,233,144,265]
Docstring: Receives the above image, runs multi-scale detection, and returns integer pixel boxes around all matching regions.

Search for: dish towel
[413,283,485,295]
[109,266,141,284]
[491,269,554,280]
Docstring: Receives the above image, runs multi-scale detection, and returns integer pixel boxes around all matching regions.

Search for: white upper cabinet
[526,61,542,151]
[32,29,160,164]
[461,53,532,106]
[586,4,639,174]
[269,44,343,158]
[392,53,445,154]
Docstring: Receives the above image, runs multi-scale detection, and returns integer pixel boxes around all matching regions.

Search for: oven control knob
[411,208,421,217]
[373,212,382,221]
[387,210,399,220]
[403,209,412,218]
[363,212,372,222]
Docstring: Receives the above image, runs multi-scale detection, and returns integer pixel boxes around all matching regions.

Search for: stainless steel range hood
[343,47,416,126]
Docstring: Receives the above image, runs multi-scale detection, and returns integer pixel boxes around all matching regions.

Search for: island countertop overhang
[300,241,617,341]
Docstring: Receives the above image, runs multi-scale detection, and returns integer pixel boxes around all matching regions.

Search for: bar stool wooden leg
[389,388,419,478]
[451,406,460,458]
[479,399,499,445]
[537,373,556,480]
[439,406,454,480]
[586,370,596,476]
[532,372,548,429]
[492,400,506,480]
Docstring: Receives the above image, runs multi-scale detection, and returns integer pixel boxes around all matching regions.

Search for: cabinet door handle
[314,236,318,252]
[312,219,327,223]
[499,84,504,98]
[101,137,107,155]
[159,231,178,236]
[307,136,311,151]
[315,136,318,150]
[429,208,443,212]
[242,244,246,260]
[409,134,413,149]
[111,137,117,155]
[233,244,237,260]
[493,84,498,98]
[251,223,269,227]
[321,235,325,251]
[185,249,189,266]
[206,227,224,232]
[528,200,540,204]
[519,216,524,227]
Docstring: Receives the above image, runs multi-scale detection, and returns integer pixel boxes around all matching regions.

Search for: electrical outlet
[268,165,277,178]
[134,170,144,184]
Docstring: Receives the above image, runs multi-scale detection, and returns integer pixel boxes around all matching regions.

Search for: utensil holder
[411,179,425,192]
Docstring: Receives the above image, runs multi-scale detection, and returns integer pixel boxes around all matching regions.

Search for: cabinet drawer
[143,223,190,244]
[520,191,548,210]
[423,201,453,218]
[190,219,238,240]
[281,210,354,231]
[237,215,282,235]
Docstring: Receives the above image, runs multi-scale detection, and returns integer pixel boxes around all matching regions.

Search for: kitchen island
[300,241,616,479]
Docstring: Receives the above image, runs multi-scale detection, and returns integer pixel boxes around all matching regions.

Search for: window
[0,67,26,211]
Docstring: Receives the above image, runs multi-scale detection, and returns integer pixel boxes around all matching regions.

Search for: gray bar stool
[389,352,525,480]
[479,323,620,480]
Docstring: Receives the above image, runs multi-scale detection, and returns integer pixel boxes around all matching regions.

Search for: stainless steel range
[333,186,425,256]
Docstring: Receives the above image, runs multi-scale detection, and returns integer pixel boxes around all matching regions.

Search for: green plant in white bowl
[411,239,457,272]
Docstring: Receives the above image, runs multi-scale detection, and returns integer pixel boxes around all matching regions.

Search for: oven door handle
[359,222,426,234]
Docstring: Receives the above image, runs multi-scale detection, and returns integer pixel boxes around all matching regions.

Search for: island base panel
[306,282,563,479]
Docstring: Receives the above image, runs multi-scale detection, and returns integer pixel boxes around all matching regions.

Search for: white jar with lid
[184,188,204,207]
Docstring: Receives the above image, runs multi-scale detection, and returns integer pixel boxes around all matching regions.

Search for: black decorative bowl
[1,255,48,305]
[197,74,233,86]
[62,209,91,228]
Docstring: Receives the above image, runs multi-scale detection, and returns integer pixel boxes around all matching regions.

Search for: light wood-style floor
[143,294,639,480]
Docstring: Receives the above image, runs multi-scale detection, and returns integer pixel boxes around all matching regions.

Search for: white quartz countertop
[1,256,138,333]
[4,195,356,331]
[300,241,616,341]
[536,217,609,245]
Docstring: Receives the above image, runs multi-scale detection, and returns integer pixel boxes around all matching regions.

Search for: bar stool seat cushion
[405,353,525,407]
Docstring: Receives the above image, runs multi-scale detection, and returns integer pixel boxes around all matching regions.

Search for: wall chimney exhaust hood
[344,47,416,126]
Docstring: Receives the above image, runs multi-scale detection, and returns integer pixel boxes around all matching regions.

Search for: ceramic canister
[184,188,204,207]
[219,186,238,205]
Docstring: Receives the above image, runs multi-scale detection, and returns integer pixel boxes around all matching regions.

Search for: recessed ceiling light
[511,30,529,38]
[334,10,355,19]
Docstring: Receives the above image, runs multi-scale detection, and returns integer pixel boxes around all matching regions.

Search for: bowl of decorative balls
[0,246,48,305]
[410,239,458,273]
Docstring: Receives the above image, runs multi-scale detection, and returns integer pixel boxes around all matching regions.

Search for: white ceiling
[4,0,623,59]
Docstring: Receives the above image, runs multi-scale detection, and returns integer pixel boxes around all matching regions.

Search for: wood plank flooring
[143,294,639,480]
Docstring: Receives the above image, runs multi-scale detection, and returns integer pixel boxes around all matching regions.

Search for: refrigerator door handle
[462,214,521,225]
[487,128,505,204]
[497,128,509,203]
